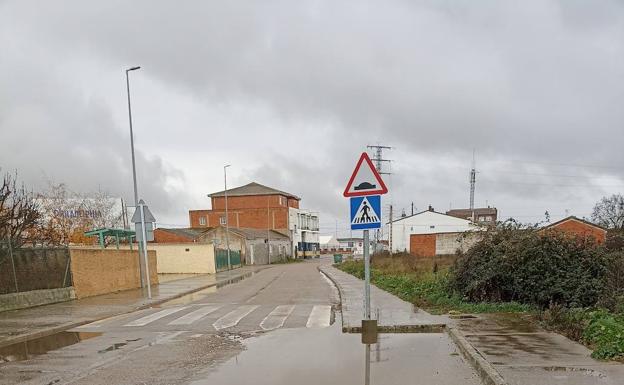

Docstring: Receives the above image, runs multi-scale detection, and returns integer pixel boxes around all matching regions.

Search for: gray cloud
[2,0,624,233]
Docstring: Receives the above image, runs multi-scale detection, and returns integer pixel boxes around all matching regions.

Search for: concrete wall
[0,247,72,295]
[152,243,216,274]
[246,239,290,264]
[0,287,75,312]
[435,232,481,255]
[69,248,158,299]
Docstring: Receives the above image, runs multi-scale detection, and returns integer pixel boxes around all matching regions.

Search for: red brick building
[189,182,300,233]
[153,228,208,243]
[541,216,607,244]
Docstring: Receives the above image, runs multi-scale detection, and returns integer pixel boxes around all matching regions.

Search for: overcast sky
[1,1,623,236]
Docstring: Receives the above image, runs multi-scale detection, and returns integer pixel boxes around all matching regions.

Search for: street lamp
[125,66,141,207]
[125,66,146,288]
[224,164,231,270]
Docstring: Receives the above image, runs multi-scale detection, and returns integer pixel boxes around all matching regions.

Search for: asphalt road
[0,258,479,385]
[0,260,337,385]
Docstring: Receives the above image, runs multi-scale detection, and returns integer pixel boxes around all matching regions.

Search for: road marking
[213,305,259,330]
[306,305,331,328]
[168,305,221,325]
[74,312,136,329]
[124,307,189,327]
[260,305,295,330]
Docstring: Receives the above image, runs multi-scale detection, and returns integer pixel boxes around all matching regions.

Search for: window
[199,216,206,226]
[220,216,226,225]
[429,225,435,229]
[185,248,190,252]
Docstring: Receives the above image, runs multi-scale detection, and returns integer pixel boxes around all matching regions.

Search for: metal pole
[224,165,231,270]
[267,197,270,264]
[363,229,370,320]
[365,344,371,385]
[126,66,143,286]
[139,202,152,299]
[126,67,140,206]
[7,237,19,293]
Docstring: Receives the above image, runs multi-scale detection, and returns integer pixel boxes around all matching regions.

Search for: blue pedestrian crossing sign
[350,195,381,230]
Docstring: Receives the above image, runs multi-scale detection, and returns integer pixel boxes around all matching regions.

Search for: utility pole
[267,196,271,265]
[367,145,392,253]
[224,165,231,270]
[411,202,414,216]
[469,150,476,221]
[388,204,393,254]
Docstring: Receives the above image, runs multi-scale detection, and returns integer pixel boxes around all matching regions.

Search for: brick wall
[547,219,607,244]
[409,234,437,257]
[190,207,290,230]
[69,248,158,298]
[153,229,195,243]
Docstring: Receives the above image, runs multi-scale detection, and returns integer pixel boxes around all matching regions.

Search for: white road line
[260,305,295,331]
[123,307,189,327]
[73,312,136,329]
[168,305,221,325]
[306,305,332,328]
[213,305,259,330]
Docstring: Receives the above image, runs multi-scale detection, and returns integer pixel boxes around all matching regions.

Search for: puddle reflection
[0,332,101,363]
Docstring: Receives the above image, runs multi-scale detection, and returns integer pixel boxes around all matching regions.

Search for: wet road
[0,259,480,384]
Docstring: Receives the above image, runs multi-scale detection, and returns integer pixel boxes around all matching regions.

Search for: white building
[319,235,340,252]
[389,208,477,253]
[288,208,320,257]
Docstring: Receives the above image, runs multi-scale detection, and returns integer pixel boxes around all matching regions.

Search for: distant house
[446,207,497,223]
[319,235,340,252]
[201,226,291,265]
[389,206,478,254]
[336,237,374,255]
[541,216,607,244]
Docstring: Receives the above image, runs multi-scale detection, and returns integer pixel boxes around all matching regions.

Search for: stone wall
[435,232,481,255]
[69,248,158,298]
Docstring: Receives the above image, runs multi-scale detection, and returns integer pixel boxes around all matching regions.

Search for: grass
[337,256,532,315]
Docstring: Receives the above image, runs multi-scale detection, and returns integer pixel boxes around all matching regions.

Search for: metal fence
[0,238,72,295]
[215,249,241,272]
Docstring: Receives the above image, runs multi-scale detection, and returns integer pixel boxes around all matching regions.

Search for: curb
[447,327,508,385]
[318,265,345,329]
[0,267,270,349]
[320,264,447,334]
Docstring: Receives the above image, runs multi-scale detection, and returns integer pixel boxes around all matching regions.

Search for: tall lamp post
[224,164,231,270]
[125,66,145,286]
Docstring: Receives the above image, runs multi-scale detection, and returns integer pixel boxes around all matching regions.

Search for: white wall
[391,211,476,253]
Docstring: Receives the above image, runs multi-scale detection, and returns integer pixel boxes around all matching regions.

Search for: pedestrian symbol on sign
[350,195,381,230]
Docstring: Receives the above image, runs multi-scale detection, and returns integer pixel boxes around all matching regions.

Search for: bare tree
[0,171,41,248]
[592,194,624,230]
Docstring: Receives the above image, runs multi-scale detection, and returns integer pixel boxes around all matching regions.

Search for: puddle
[0,332,101,363]
[159,272,255,307]
[190,322,480,385]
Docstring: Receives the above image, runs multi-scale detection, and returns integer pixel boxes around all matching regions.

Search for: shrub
[583,309,624,360]
[451,222,610,309]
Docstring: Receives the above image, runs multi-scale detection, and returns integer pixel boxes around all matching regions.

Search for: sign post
[344,152,388,326]
[131,199,156,299]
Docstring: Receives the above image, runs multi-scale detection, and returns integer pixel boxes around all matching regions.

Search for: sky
[1,0,623,236]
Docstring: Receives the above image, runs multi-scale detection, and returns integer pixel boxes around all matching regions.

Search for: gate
[215,249,241,272]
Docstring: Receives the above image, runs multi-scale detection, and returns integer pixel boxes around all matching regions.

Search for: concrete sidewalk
[451,313,624,385]
[0,266,269,348]
[319,264,446,332]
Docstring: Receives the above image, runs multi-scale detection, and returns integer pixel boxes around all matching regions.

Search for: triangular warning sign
[351,197,380,225]
[343,152,388,197]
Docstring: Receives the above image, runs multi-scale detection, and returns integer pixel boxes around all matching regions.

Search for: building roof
[202,226,289,240]
[542,216,607,232]
[208,182,300,200]
[446,207,497,218]
[230,227,289,240]
[156,227,209,240]
[389,208,473,224]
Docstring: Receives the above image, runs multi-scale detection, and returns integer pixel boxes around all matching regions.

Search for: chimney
[428,205,434,212]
